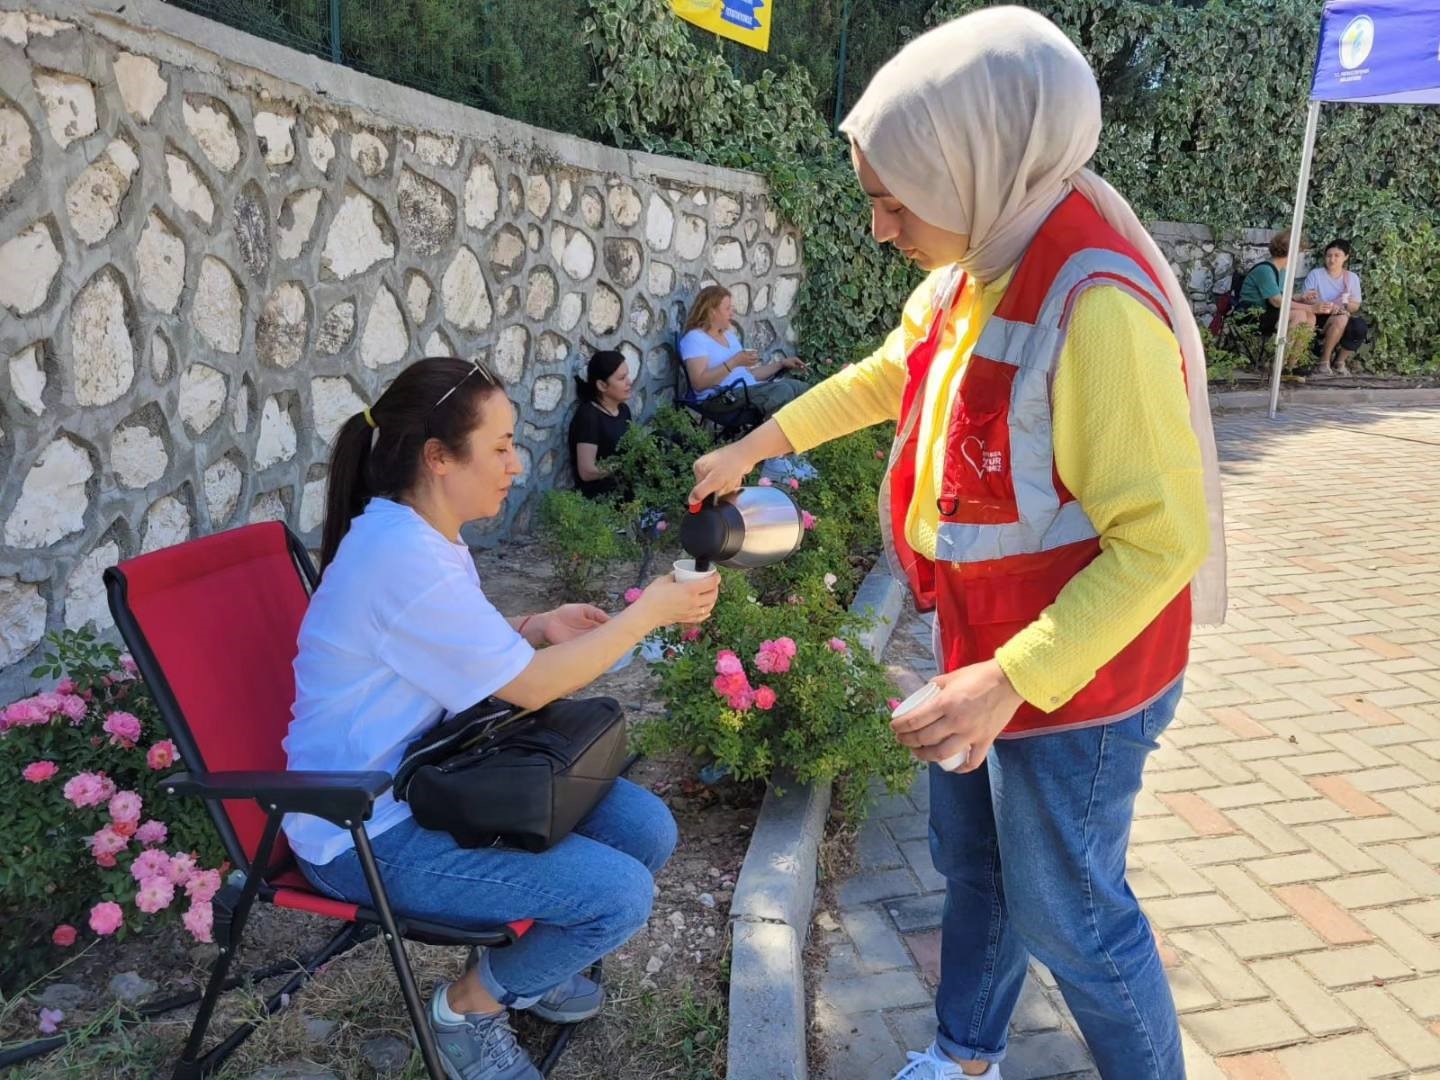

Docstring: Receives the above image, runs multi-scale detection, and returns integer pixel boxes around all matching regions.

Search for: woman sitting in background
[679,285,809,417]
[568,350,633,499]
[1302,238,1368,376]
[285,356,719,1080]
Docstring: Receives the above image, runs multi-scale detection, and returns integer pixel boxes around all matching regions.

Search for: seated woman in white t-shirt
[285,356,719,1080]
[678,285,810,416]
[1301,238,1369,376]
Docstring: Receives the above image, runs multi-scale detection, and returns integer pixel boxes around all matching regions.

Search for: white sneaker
[893,1042,1000,1080]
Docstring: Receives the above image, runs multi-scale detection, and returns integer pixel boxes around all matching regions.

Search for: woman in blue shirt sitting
[285,356,719,1080]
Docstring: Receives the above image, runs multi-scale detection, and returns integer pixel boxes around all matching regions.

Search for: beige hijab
[841,5,1227,625]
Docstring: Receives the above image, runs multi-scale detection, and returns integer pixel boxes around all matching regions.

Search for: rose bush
[1,629,227,995]
[636,568,915,809]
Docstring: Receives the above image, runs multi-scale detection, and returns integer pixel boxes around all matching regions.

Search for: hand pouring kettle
[680,488,805,571]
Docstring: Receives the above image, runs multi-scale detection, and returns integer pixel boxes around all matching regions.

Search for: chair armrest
[163,770,393,826]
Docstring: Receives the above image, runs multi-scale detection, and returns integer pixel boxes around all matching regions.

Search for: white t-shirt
[283,498,534,865]
[679,328,758,399]
[1302,268,1362,307]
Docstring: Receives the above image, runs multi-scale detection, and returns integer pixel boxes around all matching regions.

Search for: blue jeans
[299,778,676,1005]
[929,681,1183,1080]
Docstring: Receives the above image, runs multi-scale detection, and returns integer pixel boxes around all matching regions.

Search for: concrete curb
[725,564,907,1080]
[1211,387,1440,412]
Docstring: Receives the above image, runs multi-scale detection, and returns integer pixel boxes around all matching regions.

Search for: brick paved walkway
[813,405,1440,1080]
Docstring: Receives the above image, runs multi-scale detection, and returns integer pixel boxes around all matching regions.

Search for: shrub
[606,406,717,530]
[1,630,228,993]
[636,571,915,810]
[535,488,638,600]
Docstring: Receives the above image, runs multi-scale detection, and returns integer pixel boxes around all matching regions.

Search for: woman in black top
[568,350,633,499]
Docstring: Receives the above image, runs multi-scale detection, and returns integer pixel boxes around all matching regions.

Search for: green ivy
[583,0,921,369]
[585,0,1439,374]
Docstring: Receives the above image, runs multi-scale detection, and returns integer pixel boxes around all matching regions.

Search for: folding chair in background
[104,522,578,1079]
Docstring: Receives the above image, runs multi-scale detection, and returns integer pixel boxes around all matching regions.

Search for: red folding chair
[104,522,549,1079]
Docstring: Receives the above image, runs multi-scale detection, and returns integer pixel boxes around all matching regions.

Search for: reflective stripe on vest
[934,248,1174,565]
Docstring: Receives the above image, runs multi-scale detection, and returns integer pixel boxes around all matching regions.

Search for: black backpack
[1231,260,1273,308]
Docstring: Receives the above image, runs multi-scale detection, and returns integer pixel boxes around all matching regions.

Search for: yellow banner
[671,0,772,53]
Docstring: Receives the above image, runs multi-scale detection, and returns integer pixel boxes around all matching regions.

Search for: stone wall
[0,2,804,695]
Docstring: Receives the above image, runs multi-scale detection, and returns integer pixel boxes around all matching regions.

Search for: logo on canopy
[1339,15,1375,70]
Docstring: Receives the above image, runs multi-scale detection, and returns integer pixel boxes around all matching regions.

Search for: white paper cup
[673,558,719,583]
[890,682,970,772]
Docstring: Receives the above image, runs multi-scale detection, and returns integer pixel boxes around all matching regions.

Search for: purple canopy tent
[1267,0,1440,417]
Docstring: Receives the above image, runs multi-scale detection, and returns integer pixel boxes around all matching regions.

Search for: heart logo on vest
[960,436,1004,478]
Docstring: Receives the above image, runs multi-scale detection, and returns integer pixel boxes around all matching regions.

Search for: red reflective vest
[880,192,1190,735]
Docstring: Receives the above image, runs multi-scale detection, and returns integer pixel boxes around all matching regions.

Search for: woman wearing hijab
[690,9,1226,1079]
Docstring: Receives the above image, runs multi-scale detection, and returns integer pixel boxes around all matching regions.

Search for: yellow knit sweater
[775,268,1208,712]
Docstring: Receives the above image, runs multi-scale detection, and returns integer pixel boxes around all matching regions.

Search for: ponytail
[318,356,504,571]
[319,412,378,571]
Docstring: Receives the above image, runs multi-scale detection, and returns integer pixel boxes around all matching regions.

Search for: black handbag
[392,696,629,852]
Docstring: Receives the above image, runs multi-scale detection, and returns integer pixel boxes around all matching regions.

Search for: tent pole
[1268,99,1322,419]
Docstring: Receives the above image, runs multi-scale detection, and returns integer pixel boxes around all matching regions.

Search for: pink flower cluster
[623,587,644,605]
[82,846,218,942]
[802,511,817,531]
[705,648,783,714]
[754,637,797,675]
[710,650,777,713]
[0,691,88,732]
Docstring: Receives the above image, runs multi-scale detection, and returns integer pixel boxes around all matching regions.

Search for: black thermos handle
[694,494,715,573]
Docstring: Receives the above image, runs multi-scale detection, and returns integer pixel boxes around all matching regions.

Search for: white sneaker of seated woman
[893,1042,1000,1079]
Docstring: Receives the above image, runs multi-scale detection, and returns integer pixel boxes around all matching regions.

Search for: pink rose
[827,637,849,653]
[23,761,59,783]
[714,650,744,677]
[63,772,108,808]
[147,740,178,771]
[135,820,168,847]
[726,690,754,712]
[772,637,798,659]
[120,655,139,678]
[788,478,800,490]
[681,627,702,642]
[623,587,644,605]
[136,875,176,914]
[887,698,902,712]
[2,698,50,729]
[52,924,77,947]
[56,677,78,694]
[166,853,198,884]
[755,638,796,675]
[90,826,129,861]
[186,868,222,904]
[802,511,816,531]
[103,711,142,746]
[57,694,88,724]
[182,900,214,943]
[754,686,777,710]
[96,774,117,801]
[109,790,143,825]
[757,477,773,487]
[111,820,137,839]
[89,901,124,936]
[131,848,172,882]
[712,673,750,698]
[875,449,886,459]
[38,1008,63,1035]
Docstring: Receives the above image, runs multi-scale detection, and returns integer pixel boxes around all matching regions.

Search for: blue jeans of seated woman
[298,778,676,1005]
[930,681,1184,1080]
